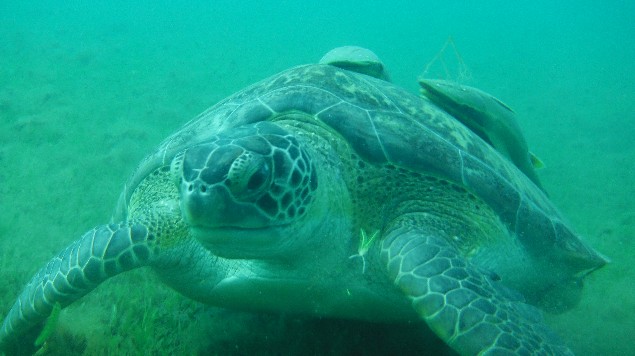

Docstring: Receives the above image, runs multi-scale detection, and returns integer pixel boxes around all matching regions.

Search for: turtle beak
[180,179,221,226]
[179,170,271,230]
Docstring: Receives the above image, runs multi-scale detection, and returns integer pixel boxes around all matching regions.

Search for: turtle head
[171,122,317,257]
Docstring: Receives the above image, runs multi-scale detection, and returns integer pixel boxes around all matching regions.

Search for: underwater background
[1,0,633,355]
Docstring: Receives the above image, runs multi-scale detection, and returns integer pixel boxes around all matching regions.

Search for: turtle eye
[226,152,271,200]
[247,163,270,191]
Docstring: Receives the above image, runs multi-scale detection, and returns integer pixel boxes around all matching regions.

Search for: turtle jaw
[180,182,297,259]
[180,181,273,229]
[190,225,291,259]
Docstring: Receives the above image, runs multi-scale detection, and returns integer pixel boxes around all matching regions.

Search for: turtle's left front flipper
[0,222,156,349]
[380,222,573,356]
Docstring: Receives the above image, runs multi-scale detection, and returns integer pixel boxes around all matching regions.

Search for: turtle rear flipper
[380,221,573,355]
[0,222,155,349]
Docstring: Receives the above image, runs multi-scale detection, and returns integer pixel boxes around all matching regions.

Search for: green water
[1,1,633,354]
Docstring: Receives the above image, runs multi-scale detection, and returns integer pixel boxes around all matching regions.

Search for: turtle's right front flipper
[0,222,156,349]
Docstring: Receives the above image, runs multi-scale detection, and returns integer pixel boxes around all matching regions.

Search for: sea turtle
[0,50,607,355]
[418,79,546,191]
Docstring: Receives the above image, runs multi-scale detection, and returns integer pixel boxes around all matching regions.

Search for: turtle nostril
[184,182,209,194]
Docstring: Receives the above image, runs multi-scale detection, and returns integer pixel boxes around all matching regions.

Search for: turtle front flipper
[380,222,573,356]
[0,222,155,349]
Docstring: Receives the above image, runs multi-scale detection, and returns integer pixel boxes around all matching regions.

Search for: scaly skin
[381,216,573,355]
[0,222,156,347]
